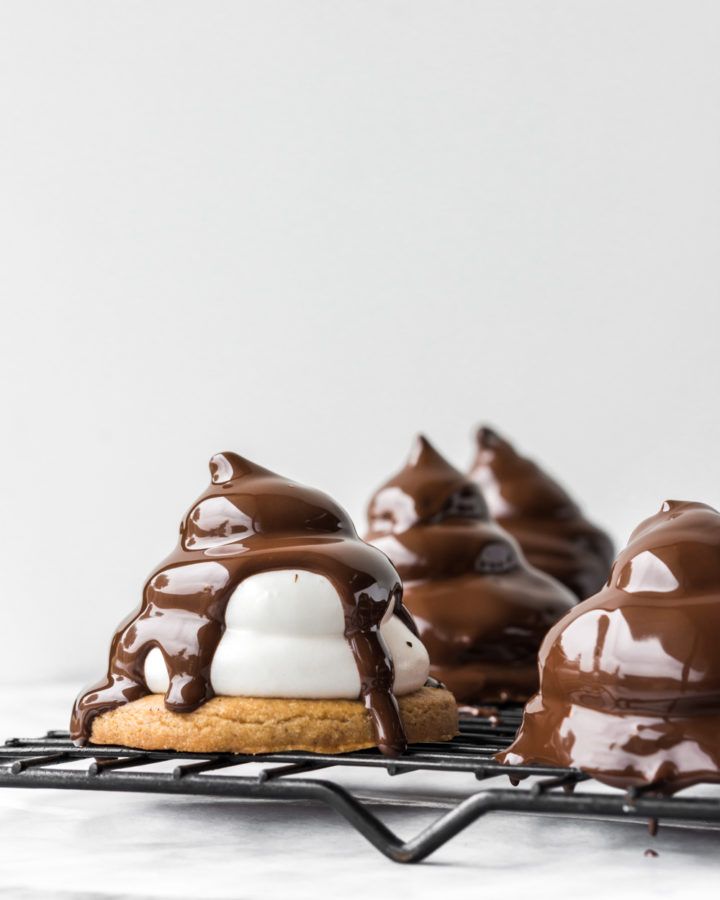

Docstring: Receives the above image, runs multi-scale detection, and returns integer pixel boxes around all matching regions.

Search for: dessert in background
[365,435,575,705]
[71,451,457,756]
[498,501,720,793]
[469,426,614,600]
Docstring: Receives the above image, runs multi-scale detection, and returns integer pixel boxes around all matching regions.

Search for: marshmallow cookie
[71,452,457,755]
[498,501,720,793]
[365,436,576,705]
[469,426,614,600]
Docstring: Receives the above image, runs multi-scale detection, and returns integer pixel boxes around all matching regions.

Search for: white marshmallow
[144,569,429,699]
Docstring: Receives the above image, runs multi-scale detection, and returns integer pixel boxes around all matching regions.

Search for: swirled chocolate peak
[365,436,576,704]
[71,451,421,756]
[498,501,720,792]
[469,426,614,600]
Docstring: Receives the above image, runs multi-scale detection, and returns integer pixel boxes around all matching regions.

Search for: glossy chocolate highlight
[365,436,575,704]
[71,452,417,756]
[498,500,720,792]
[469,426,614,600]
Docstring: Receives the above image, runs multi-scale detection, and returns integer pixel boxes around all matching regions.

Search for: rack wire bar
[2,714,719,863]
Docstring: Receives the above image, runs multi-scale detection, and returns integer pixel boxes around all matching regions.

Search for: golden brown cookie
[89,686,458,754]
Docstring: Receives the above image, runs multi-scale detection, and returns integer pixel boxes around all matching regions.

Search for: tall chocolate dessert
[71,451,455,757]
[498,501,720,792]
[469,426,614,600]
[365,436,576,704]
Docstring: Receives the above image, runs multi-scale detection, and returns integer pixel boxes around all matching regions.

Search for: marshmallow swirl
[145,569,429,698]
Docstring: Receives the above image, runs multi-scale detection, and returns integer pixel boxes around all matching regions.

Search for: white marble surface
[1,684,719,899]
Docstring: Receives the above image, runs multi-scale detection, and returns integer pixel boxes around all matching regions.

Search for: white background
[1,0,719,688]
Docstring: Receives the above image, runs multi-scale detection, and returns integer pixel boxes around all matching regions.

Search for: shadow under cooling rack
[2,710,719,863]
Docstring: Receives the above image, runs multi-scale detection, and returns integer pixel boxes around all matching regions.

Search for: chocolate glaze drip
[469,426,615,600]
[72,452,417,756]
[497,500,720,792]
[365,436,575,704]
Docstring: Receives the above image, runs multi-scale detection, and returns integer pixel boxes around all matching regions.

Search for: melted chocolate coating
[469,426,615,600]
[365,436,575,704]
[497,500,720,792]
[72,452,417,756]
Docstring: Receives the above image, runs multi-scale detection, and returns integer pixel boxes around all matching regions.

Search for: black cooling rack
[2,710,719,863]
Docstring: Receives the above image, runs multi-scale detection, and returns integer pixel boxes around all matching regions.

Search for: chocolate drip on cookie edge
[71,452,416,756]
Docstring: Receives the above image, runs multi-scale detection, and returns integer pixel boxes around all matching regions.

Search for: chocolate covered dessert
[498,500,720,792]
[365,436,576,705]
[469,426,614,600]
[71,451,457,756]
